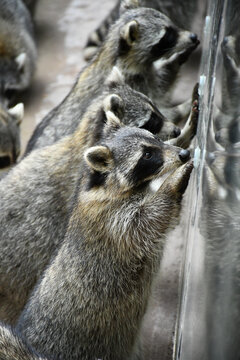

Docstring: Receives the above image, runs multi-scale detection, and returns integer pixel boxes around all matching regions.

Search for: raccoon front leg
[168,83,199,149]
[153,38,199,124]
[141,160,193,239]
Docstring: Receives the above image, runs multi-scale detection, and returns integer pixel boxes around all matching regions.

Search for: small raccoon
[17,115,193,360]
[84,0,199,61]
[0,323,46,360]
[25,3,199,153]
[0,102,23,169]
[0,0,37,101]
[214,35,240,149]
[0,69,183,325]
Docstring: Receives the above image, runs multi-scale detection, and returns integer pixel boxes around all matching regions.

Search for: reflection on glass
[176,0,240,359]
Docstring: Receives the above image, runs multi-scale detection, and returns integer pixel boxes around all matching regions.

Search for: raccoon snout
[189,33,198,44]
[179,149,190,162]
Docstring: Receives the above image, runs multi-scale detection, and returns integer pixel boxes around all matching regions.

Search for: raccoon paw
[167,84,199,149]
[161,161,194,197]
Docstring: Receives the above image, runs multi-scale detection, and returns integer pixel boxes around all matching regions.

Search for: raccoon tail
[0,323,47,360]
[83,1,121,62]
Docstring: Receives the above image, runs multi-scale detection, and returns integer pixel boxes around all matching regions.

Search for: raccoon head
[0,53,28,100]
[103,66,181,140]
[84,111,191,195]
[114,7,199,66]
[0,103,23,168]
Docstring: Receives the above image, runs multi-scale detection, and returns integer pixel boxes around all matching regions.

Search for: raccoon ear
[8,103,24,125]
[84,146,113,172]
[105,66,125,87]
[105,110,123,134]
[120,20,139,47]
[103,94,124,120]
[120,0,140,14]
[15,53,27,71]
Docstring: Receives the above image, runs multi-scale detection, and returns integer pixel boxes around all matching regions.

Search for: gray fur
[0,0,37,95]
[0,323,46,360]
[17,118,193,360]
[25,6,199,154]
[0,78,184,324]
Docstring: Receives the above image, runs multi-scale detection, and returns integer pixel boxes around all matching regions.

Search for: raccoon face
[0,103,23,168]
[103,67,180,139]
[102,91,180,141]
[0,53,28,100]
[84,112,190,194]
[116,8,199,65]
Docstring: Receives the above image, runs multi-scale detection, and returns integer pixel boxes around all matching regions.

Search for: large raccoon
[0,68,188,325]
[84,0,200,61]
[0,102,23,169]
[25,3,199,154]
[0,0,37,98]
[16,114,193,360]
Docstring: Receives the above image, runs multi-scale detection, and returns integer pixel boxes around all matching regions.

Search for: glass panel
[175,0,240,359]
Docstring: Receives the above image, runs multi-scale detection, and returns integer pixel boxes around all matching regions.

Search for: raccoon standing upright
[0,66,191,325]
[17,113,193,360]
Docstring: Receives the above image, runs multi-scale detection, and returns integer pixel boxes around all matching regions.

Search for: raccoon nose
[173,127,181,138]
[179,149,190,162]
[189,33,198,43]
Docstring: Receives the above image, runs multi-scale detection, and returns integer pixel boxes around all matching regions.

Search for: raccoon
[0,69,185,325]
[0,0,37,101]
[16,114,193,360]
[0,102,23,169]
[25,3,199,154]
[84,0,200,62]
[0,323,46,360]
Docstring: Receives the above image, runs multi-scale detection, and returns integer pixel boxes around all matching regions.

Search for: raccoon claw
[192,82,199,103]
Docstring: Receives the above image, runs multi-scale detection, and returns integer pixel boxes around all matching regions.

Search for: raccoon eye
[143,151,153,160]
